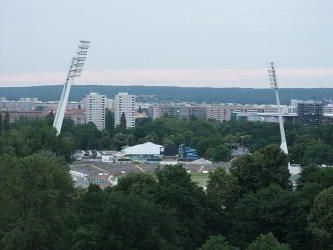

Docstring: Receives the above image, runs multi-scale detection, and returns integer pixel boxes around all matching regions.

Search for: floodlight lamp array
[65,41,90,84]
[268,62,278,89]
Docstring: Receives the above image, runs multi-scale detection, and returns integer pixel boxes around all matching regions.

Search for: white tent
[122,142,163,155]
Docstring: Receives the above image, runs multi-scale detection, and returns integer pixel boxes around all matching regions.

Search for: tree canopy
[308,186,333,250]
[230,145,290,193]
[0,154,73,250]
[247,233,290,250]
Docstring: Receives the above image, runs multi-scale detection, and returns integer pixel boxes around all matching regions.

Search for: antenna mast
[53,41,91,135]
[268,62,288,155]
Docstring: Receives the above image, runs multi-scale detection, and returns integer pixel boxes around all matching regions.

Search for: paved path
[199,165,205,173]
[134,164,145,173]
[88,164,112,174]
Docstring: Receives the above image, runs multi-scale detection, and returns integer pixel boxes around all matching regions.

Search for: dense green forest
[0,117,333,249]
[1,85,333,104]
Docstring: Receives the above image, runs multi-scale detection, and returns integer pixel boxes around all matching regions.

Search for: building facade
[114,92,136,128]
[324,104,333,114]
[149,104,161,119]
[297,101,324,125]
[148,103,207,120]
[64,109,86,125]
[83,93,106,130]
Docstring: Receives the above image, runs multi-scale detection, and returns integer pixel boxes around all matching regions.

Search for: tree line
[0,114,333,165]
[1,85,332,104]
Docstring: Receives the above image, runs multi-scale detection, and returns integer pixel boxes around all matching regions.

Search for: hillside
[1,85,332,104]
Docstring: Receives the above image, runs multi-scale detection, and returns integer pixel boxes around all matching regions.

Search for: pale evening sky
[0,0,332,88]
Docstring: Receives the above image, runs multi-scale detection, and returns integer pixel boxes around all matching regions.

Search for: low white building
[101,151,123,163]
[121,142,163,161]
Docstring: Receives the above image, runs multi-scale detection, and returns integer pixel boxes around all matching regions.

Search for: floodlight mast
[268,62,288,155]
[53,41,90,135]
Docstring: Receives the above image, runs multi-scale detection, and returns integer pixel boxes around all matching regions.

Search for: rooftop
[122,142,163,155]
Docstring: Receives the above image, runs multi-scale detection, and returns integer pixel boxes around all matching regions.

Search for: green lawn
[116,172,210,187]
[190,173,210,187]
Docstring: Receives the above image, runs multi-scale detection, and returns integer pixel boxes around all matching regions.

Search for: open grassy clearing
[190,173,210,186]
[116,172,210,187]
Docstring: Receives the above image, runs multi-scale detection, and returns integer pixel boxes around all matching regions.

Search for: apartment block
[83,93,106,130]
[115,92,136,128]
[297,101,324,125]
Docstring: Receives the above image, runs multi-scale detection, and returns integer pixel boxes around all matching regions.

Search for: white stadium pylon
[53,41,90,135]
[268,62,290,167]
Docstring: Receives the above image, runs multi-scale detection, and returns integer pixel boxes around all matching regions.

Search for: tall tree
[213,145,232,162]
[72,122,101,150]
[229,185,310,249]
[112,132,128,150]
[308,186,333,250]
[0,112,3,134]
[116,173,156,197]
[297,164,321,190]
[207,167,241,208]
[154,165,223,249]
[229,155,257,194]
[200,235,239,250]
[297,164,333,190]
[303,143,333,165]
[247,233,290,250]
[120,112,127,128]
[4,111,10,131]
[61,118,75,134]
[230,144,290,194]
[105,109,115,134]
[252,144,290,190]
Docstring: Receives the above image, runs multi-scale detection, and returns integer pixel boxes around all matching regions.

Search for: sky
[0,0,332,88]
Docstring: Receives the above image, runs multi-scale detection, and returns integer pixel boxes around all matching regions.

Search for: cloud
[0,68,332,88]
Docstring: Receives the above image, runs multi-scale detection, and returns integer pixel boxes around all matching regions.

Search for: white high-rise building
[115,92,136,128]
[106,98,115,111]
[83,93,106,130]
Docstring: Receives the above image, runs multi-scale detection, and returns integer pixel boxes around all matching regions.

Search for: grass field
[116,172,210,187]
[190,173,210,186]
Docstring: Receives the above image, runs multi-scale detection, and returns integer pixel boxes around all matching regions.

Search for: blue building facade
[179,145,200,161]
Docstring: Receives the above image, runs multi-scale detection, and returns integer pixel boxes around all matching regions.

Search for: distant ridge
[0,85,332,104]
